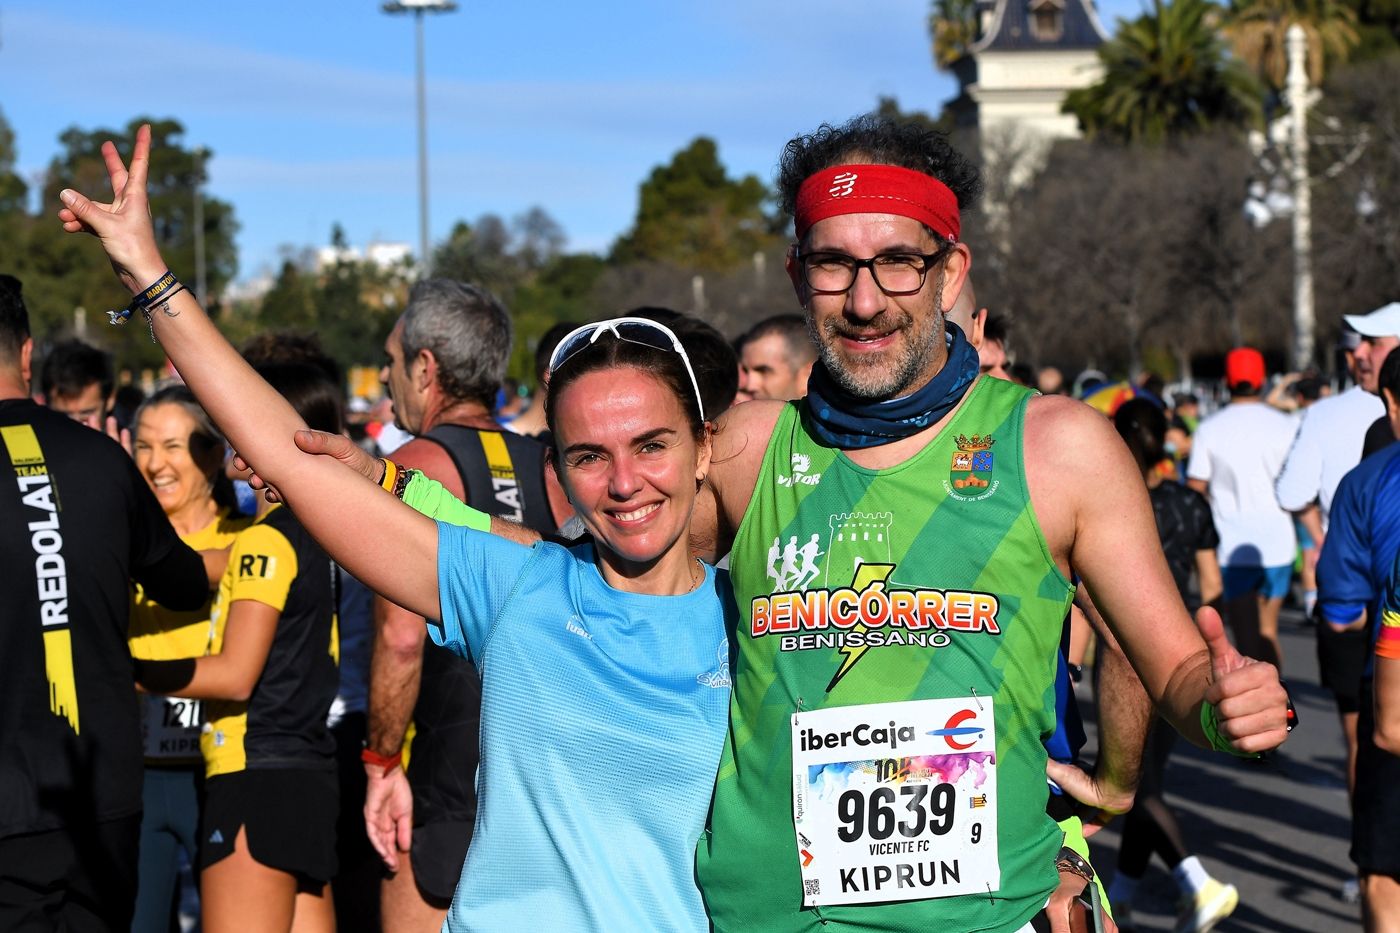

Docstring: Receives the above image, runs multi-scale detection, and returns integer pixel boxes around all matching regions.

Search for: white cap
[1344,302,1400,338]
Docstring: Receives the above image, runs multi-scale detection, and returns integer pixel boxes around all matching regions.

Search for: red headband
[794,164,960,242]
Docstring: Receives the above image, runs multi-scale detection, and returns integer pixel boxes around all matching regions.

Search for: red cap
[1225,347,1266,390]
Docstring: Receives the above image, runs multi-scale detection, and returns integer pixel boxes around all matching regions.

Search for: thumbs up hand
[1195,606,1291,755]
[1198,606,1249,680]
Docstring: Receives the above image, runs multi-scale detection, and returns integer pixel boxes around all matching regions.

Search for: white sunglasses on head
[547,316,706,422]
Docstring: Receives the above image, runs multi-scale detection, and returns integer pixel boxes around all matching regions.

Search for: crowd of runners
[12,112,1400,933]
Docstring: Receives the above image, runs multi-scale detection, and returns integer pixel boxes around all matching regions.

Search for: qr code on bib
[804,880,820,897]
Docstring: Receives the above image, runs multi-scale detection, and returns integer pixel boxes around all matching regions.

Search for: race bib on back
[141,694,204,763]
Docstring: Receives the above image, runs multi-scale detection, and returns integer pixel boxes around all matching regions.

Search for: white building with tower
[946,0,1111,160]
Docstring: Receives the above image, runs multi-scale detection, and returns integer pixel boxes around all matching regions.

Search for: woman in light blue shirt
[62,128,730,932]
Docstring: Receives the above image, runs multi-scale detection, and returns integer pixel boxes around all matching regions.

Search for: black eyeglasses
[796,248,951,296]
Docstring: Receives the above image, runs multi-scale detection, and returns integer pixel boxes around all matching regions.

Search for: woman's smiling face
[134,402,219,520]
[552,365,709,584]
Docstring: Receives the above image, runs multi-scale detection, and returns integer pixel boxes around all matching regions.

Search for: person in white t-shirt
[1188,347,1299,672]
[1276,329,1387,532]
[1278,308,1400,905]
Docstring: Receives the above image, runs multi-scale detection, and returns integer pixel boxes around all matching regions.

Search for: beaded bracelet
[392,467,419,500]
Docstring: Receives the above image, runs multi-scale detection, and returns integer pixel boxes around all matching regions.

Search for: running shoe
[1174,878,1238,933]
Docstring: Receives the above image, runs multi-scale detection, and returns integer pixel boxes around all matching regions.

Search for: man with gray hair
[365,278,570,931]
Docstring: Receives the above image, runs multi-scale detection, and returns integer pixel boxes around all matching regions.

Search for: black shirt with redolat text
[0,398,206,838]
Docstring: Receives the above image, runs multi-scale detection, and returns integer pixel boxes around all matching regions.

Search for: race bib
[791,697,999,907]
[141,695,205,762]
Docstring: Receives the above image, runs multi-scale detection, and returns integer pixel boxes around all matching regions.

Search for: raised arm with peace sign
[59,124,442,623]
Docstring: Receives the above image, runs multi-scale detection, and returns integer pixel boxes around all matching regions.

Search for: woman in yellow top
[131,364,343,933]
[128,385,249,932]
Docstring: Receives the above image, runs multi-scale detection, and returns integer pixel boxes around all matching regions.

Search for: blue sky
[1,0,1144,284]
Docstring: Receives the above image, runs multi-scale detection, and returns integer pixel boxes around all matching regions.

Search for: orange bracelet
[378,458,399,493]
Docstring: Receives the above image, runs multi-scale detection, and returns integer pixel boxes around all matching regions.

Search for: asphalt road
[1082,606,1363,932]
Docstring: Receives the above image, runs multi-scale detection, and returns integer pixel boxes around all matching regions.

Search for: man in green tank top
[686,116,1292,933]
[281,116,1294,933]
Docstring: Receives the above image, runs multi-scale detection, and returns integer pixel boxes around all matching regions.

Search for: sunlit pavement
[1083,604,1362,932]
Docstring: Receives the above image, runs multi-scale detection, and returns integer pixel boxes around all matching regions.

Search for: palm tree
[929,0,981,68]
[1063,0,1264,145]
[1223,0,1359,91]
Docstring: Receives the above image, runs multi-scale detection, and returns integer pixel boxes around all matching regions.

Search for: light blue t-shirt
[433,522,733,933]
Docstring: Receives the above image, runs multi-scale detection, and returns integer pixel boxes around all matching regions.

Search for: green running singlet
[698,376,1074,932]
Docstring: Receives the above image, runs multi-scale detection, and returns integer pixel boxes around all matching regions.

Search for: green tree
[431,215,522,299]
[512,206,566,270]
[508,252,608,383]
[248,245,408,371]
[1342,0,1400,59]
[0,108,31,305]
[313,228,408,368]
[873,96,952,133]
[1312,56,1400,320]
[43,118,238,303]
[928,0,981,67]
[426,206,593,382]
[611,137,778,271]
[256,261,319,334]
[1064,0,1264,144]
[22,118,239,367]
[1223,0,1360,91]
[0,106,27,216]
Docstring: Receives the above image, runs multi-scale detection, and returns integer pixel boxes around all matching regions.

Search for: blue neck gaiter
[802,321,980,449]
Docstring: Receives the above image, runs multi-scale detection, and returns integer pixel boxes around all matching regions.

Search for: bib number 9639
[791,697,1000,907]
[836,782,958,841]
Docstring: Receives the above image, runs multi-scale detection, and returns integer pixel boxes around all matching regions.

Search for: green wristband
[401,472,492,532]
[460,503,492,533]
[1200,700,1259,758]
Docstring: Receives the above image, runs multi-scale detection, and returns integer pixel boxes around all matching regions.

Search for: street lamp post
[1286,24,1314,371]
[383,0,458,275]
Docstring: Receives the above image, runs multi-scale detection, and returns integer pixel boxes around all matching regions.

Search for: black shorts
[1317,624,1369,714]
[200,768,338,885]
[0,814,140,932]
[1352,680,1400,875]
[409,818,473,905]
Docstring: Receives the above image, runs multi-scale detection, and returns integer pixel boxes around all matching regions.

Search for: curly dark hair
[776,114,983,235]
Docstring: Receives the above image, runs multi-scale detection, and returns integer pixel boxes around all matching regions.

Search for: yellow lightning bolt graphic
[825,562,896,693]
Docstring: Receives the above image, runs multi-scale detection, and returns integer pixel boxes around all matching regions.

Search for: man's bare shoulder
[390,436,465,497]
[1024,393,1153,568]
[1023,393,1117,451]
[1023,394,1131,498]
[706,399,789,553]
[713,399,787,469]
